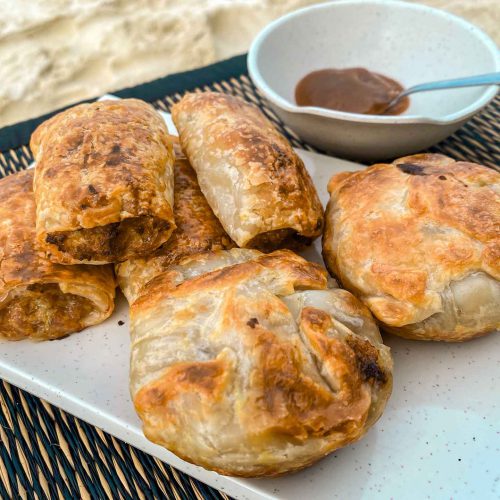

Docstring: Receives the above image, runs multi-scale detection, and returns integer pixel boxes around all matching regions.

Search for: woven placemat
[0,54,498,499]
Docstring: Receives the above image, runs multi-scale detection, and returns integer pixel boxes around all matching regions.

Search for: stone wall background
[0,0,498,127]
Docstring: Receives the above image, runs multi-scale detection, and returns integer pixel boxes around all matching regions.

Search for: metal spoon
[382,72,500,114]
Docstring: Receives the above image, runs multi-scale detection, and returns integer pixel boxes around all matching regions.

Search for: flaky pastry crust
[0,170,115,340]
[116,153,234,303]
[31,99,175,264]
[171,92,323,251]
[130,249,392,477]
[323,154,500,341]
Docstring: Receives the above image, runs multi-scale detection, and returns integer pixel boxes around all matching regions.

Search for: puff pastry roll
[171,92,323,251]
[116,152,234,303]
[323,153,500,341]
[0,170,115,341]
[130,249,392,476]
[31,99,175,264]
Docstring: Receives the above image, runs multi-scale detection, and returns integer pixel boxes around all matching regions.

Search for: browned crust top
[31,99,175,261]
[171,92,323,248]
[323,153,500,326]
[132,249,328,312]
[131,249,392,476]
[0,169,115,309]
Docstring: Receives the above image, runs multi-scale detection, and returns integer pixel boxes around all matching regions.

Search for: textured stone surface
[0,0,497,127]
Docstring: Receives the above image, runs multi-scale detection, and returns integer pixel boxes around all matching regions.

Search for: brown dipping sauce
[295,67,409,115]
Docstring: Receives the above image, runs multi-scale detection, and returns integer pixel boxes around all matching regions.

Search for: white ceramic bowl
[248,0,499,161]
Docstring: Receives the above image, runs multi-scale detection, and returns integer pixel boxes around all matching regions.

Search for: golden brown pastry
[31,99,175,264]
[130,248,392,477]
[116,152,234,303]
[323,153,500,341]
[0,170,115,341]
[171,92,323,251]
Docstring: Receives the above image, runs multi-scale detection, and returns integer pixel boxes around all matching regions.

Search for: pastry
[129,248,392,476]
[0,170,115,340]
[31,99,176,264]
[171,92,323,251]
[323,153,500,341]
[116,149,234,303]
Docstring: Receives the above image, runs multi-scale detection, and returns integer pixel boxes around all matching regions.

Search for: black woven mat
[0,54,498,499]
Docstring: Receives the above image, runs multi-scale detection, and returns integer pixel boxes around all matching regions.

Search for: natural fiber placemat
[0,54,498,499]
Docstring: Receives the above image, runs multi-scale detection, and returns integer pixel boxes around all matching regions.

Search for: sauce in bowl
[295,67,409,115]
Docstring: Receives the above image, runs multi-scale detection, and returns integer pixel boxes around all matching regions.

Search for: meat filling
[247,228,312,253]
[46,216,170,262]
[0,284,95,340]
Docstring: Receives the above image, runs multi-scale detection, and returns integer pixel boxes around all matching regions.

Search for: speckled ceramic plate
[1,97,499,500]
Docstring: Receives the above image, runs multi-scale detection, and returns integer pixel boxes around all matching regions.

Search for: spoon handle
[402,72,500,98]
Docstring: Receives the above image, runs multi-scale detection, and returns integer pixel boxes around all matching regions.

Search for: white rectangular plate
[2,99,499,500]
